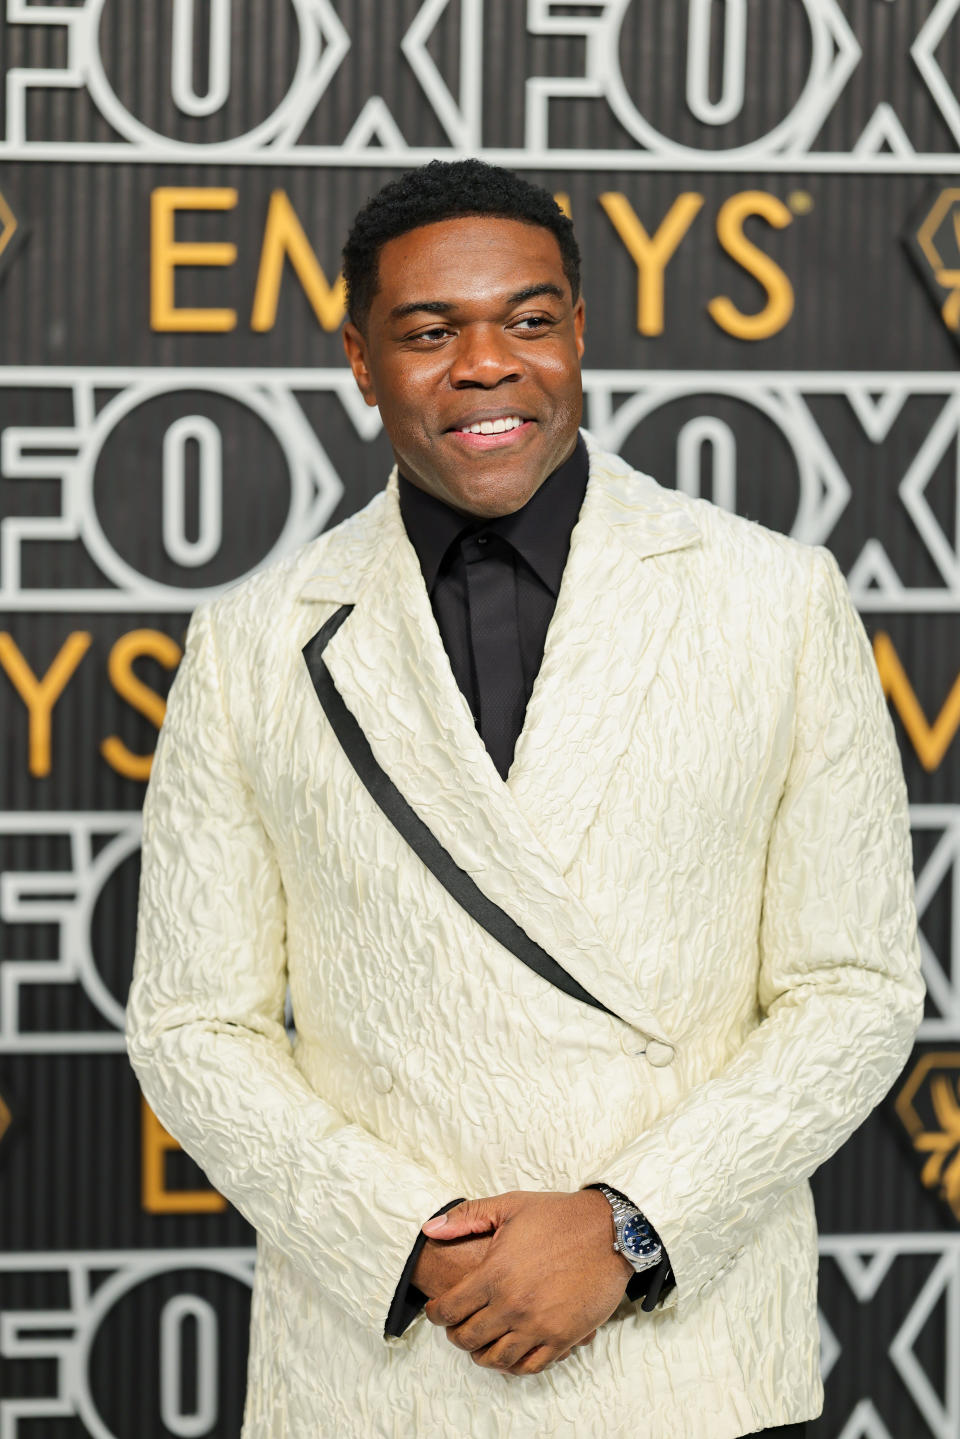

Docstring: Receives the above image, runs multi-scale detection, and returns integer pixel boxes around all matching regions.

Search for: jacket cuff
[383,1197,466,1339]
[583,1182,675,1311]
[627,1254,676,1309]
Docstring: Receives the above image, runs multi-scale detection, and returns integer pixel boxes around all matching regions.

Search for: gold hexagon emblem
[0,188,27,286]
[894,1050,960,1220]
[0,190,17,262]
[906,186,960,340]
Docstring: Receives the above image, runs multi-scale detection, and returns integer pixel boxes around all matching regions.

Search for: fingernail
[423,1215,447,1232]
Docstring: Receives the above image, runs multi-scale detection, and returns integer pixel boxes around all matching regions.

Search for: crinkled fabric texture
[125,432,924,1439]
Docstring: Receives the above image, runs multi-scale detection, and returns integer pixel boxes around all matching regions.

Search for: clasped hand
[411,1188,634,1377]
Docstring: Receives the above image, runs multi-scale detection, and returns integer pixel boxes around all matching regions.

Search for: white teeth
[460,416,523,435]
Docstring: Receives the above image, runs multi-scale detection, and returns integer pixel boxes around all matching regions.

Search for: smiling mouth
[454,414,526,436]
[447,415,535,450]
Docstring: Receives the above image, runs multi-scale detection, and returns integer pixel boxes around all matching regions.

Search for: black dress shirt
[399,432,591,776]
[383,433,673,1338]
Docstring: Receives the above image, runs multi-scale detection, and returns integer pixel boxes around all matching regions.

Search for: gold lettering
[101,629,182,781]
[251,189,347,333]
[142,1097,227,1214]
[151,187,238,332]
[0,632,91,777]
[874,631,960,772]
[598,192,704,335]
[709,191,794,340]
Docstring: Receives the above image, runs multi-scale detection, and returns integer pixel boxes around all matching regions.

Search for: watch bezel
[614,1211,663,1273]
[594,1183,664,1274]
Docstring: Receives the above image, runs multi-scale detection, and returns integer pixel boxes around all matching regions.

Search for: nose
[448,324,521,389]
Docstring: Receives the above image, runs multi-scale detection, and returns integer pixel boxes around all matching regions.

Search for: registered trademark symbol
[787,191,814,215]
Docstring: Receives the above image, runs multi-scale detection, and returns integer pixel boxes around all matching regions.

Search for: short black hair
[342,159,581,330]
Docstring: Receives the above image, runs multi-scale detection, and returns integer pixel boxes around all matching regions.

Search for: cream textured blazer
[126,430,924,1439]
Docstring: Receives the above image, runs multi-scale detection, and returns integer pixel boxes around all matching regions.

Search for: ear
[342,322,378,408]
[572,295,586,361]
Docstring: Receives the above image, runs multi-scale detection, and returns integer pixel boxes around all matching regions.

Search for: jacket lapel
[506,436,700,875]
[298,433,700,1044]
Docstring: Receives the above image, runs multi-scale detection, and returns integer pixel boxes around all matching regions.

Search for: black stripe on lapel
[302,604,621,1021]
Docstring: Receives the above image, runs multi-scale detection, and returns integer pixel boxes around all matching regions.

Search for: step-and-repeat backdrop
[1,2,959,1435]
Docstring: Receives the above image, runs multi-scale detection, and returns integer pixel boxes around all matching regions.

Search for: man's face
[342,215,586,518]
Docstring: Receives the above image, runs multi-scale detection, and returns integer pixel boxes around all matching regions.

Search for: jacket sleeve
[578,545,925,1315]
[125,599,460,1343]
[385,1196,467,1337]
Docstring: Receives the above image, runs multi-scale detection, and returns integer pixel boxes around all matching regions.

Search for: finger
[424,1274,492,1329]
[468,1331,532,1372]
[573,1329,597,1346]
[505,1343,559,1376]
[444,1306,509,1354]
[422,1198,500,1240]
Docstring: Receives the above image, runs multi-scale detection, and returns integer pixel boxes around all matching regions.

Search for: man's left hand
[421,1188,633,1375]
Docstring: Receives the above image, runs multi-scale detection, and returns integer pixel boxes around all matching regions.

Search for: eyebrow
[388,282,566,321]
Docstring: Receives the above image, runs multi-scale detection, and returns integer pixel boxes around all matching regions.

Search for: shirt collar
[397,431,589,597]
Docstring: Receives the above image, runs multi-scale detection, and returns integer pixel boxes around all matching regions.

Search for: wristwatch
[593,1183,664,1274]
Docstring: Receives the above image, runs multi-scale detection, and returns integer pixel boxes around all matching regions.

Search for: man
[126,160,925,1438]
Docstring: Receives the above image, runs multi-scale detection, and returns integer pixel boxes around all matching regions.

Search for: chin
[465,485,537,518]
[477,466,546,505]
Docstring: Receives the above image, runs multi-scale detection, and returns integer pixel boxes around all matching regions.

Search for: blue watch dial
[622,1213,661,1259]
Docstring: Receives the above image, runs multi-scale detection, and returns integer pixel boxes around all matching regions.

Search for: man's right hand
[411,1231,494,1301]
[411,1231,598,1370]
